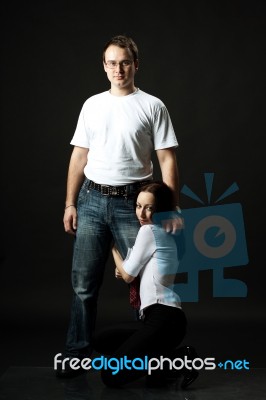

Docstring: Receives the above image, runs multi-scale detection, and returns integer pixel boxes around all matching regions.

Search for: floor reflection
[0,367,265,400]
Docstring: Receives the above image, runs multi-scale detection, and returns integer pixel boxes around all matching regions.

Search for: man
[57,35,180,378]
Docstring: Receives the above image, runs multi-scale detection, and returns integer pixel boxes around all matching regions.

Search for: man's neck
[109,86,137,97]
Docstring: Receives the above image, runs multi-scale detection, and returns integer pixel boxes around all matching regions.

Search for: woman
[93,181,198,388]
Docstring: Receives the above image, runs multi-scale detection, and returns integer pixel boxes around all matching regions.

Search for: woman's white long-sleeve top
[123,224,182,316]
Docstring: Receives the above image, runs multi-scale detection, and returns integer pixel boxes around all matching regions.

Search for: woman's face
[136,191,155,225]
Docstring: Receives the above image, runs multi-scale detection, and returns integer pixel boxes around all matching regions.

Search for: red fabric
[129,276,141,310]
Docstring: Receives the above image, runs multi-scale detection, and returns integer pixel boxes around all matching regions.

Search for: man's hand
[63,206,77,235]
[152,210,184,234]
[162,214,184,234]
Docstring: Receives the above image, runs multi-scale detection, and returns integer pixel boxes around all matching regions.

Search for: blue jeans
[65,179,141,358]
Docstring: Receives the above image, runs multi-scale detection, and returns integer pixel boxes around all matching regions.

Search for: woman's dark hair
[135,181,175,214]
[103,35,139,63]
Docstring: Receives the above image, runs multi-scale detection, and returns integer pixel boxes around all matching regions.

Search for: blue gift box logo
[175,173,249,301]
[153,173,249,302]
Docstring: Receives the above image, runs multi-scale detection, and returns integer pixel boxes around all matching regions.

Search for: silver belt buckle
[100,185,110,196]
[110,187,118,195]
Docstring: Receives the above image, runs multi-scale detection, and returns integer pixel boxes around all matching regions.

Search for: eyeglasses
[105,60,133,69]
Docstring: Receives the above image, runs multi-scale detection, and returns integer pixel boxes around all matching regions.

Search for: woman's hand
[115,267,122,279]
[112,245,134,283]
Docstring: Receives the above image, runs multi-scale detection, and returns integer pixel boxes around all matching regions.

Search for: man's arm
[156,147,180,205]
[63,146,89,235]
[156,147,183,233]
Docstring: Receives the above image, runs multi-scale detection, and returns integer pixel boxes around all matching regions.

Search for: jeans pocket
[77,178,90,206]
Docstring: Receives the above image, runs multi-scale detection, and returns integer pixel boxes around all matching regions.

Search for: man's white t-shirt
[70,89,178,186]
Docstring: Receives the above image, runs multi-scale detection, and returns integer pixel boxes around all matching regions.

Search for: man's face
[103,45,138,91]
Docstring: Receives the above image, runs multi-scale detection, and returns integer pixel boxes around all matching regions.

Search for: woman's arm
[113,225,156,283]
[112,246,135,283]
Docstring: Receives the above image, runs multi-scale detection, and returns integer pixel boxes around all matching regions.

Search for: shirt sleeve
[153,106,178,150]
[123,225,156,277]
[70,102,90,148]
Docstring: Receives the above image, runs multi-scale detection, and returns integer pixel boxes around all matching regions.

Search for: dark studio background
[1,0,265,378]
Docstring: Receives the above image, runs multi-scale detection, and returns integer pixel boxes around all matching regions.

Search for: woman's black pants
[93,304,187,387]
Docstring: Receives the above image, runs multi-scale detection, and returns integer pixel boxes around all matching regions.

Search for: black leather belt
[88,180,151,197]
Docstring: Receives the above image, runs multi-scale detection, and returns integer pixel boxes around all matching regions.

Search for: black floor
[0,316,265,399]
[0,366,265,400]
[1,315,265,375]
